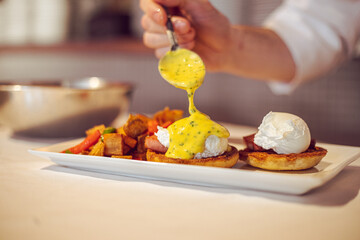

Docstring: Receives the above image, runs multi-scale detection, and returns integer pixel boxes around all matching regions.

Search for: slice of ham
[243,133,265,151]
[243,133,317,152]
[144,135,168,153]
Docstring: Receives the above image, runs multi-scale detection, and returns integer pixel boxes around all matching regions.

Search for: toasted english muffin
[146,145,239,168]
[239,146,327,170]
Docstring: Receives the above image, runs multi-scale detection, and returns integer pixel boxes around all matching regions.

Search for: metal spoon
[158,6,205,91]
[163,6,179,51]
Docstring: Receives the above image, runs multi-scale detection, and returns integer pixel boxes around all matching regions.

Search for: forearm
[222,25,296,83]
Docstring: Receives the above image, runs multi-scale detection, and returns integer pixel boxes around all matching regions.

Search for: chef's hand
[140,0,232,71]
[140,0,295,82]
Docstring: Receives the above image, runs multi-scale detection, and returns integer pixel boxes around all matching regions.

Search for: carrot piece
[63,130,101,154]
[123,135,137,148]
[147,120,159,135]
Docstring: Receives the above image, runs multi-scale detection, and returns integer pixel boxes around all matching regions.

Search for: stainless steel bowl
[0,77,133,138]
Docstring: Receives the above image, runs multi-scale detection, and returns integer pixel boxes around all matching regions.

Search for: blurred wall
[0,50,359,146]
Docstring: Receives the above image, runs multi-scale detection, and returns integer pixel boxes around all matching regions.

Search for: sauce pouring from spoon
[157,6,229,160]
[158,6,206,114]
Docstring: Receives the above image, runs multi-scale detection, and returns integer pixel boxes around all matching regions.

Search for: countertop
[1,123,360,240]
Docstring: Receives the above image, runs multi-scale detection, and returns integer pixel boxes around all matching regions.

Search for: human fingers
[155,47,170,59]
[140,0,166,25]
[153,0,183,8]
[143,32,168,49]
[141,15,191,35]
[141,15,165,33]
[143,27,195,49]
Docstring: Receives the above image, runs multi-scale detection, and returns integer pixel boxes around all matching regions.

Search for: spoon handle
[163,6,179,51]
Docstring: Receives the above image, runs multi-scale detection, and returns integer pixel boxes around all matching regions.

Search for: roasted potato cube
[132,152,147,160]
[89,140,105,156]
[86,124,106,136]
[123,135,137,148]
[117,126,126,135]
[123,114,150,138]
[111,155,133,159]
[103,133,130,156]
[136,133,148,153]
[153,107,183,125]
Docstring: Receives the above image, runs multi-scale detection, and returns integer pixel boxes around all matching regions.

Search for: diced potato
[111,155,133,159]
[132,152,147,160]
[80,150,90,155]
[117,126,126,135]
[78,108,183,160]
[89,140,105,156]
[136,133,147,153]
[123,114,150,139]
[123,135,137,148]
[103,133,130,156]
[153,107,183,125]
[86,124,106,136]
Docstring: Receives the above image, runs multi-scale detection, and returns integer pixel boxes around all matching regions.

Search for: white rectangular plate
[29,139,360,195]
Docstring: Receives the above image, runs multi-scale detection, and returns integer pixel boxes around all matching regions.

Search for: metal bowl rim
[0,81,134,92]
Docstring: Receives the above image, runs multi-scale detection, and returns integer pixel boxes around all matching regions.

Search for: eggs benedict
[239,112,327,170]
[145,48,238,168]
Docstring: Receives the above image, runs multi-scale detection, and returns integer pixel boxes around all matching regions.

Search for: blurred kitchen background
[0,0,359,146]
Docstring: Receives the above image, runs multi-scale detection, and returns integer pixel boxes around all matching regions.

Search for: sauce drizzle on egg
[159,48,229,159]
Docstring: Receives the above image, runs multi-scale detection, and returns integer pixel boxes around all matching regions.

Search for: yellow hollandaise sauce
[159,48,229,159]
[159,48,205,90]
[166,112,229,159]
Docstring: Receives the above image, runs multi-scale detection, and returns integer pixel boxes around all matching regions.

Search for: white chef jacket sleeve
[263,0,360,95]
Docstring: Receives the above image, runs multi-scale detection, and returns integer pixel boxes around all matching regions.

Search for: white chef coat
[264,0,360,94]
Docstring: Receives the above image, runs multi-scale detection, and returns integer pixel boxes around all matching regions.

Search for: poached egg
[155,126,228,159]
[254,112,311,154]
